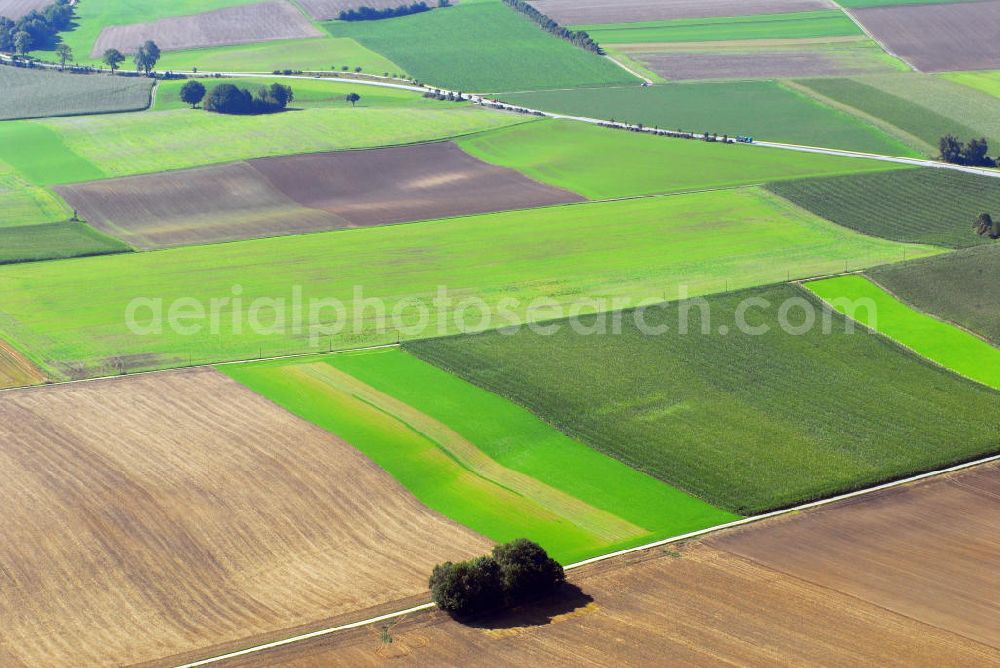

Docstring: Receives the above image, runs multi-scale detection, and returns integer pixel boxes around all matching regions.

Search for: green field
[0,222,130,265]
[869,245,1000,346]
[0,188,937,379]
[324,0,636,92]
[0,66,153,121]
[0,160,72,228]
[458,120,907,199]
[405,285,1000,514]
[501,82,913,156]
[766,168,1000,248]
[807,275,1000,391]
[156,36,402,76]
[222,348,736,563]
[152,76,430,111]
[942,70,1000,101]
[0,105,524,184]
[572,11,861,44]
[795,77,981,154]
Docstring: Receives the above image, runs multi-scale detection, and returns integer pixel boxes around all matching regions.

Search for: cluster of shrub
[501,0,603,55]
[975,212,1000,240]
[0,0,72,55]
[598,120,735,144]
[429,539,565,619]
[338,0,450,22]
[939,134,995,167]
[179,80,295,115]
[424,89,466,102]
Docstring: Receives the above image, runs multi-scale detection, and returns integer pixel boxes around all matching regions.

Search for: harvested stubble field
[854,0,1000,72]
[501,81,911,155]
[299,0,457,21]
[869,245,1000,346]
[0,66,153,121]
[766,167,1000,248]
[56,142,583,248]
[0,337,43,388]
[529,0,835,24]
[90,0,321,57]
[218,463,1000,666]
[224,349,735,564]
[807,275,1000,391]
[406,284,1000,514]
[0,0,47,19]
[0,368,491,668]
[458,120,907,199]
[0,188,934,379]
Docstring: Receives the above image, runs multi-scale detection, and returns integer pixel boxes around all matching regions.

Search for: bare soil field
[530,0,834,24]
[0,368,490,667]
[0,0,49,19]
[57,142,583,248]
[56,161,349,249]
[854,0,1000,72]
[298,0,458,21]
[215,462,1000,666]
[639,48,889,80]
[0,337,44,388]
[90,1,322,58]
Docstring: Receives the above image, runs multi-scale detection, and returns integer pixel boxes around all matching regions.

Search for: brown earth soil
[0,368,491,667]
[56,142,584,249]
[211,462,1000,666]
[638,49,893,81]
[90,1,322,58]
[0,337,44,388]
[0,0,49,20]
[529,0,834,25]
[854,0,1000,72]
[297,0,459,21]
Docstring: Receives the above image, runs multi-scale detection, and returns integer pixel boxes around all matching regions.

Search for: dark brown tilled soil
[90,1,322,58]
[529,0,834,25]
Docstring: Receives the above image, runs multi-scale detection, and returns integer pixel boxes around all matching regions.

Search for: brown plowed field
[854,0,1000,72]
[90,1,322,58]
[0,368,491,667]
[297,0,459,21]
[57,142,584,248]
[0,0,49,19]
[216,462,1000,666]
[529,0,834,25]
[0,337,44,388]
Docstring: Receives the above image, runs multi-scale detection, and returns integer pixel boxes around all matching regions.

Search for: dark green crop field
[0,222,130,265]
[767,167,1000,248]
[407,285,1000,515]
[869,244,1000,346]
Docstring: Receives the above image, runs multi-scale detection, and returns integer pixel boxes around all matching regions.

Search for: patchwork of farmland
[405,284,999,514]
[869,245,1000,346]
[0,66,153,121]
[0,188,935,379]
[0,368,491,667]
[223,348,736,563]
[323,0,635,92]
[766,167,1000,248]
[56,142,582,248]
[528,0,836,24]
[222,462,1000,666]
[853,0,1000,72]
[500,82,913,155]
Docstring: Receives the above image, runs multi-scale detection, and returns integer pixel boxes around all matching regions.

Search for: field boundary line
[174,451,1000,667]
[602,54,651,85]
[830,1,918,71]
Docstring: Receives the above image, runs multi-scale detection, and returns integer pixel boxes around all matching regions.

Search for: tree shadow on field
[465,583,595,631]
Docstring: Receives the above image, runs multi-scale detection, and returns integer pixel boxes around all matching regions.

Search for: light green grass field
[152,76,431,111]
[458,120,908,199]
[0,66,153,121]
[807,274,1000,391]
[222,348,736,563]
[500,82,914,156]
[6,106,525,183]
[406,284,1000,514]
[572,11,861,44]
[0,160,72,228]
[156,36,402,76]
[324,0,636,92]
[0,188,937,379]
[0,222,130,265]
[942,70,1000,101]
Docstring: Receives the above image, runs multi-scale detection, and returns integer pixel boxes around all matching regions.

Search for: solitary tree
[13,30,31,55]
[179,80,206,108]
[975,212,1000,239]
[346,91,361,107]
[133,40,160,75]
[102,48,125,74]
[55,43,72,70]
[354,66,362,73]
